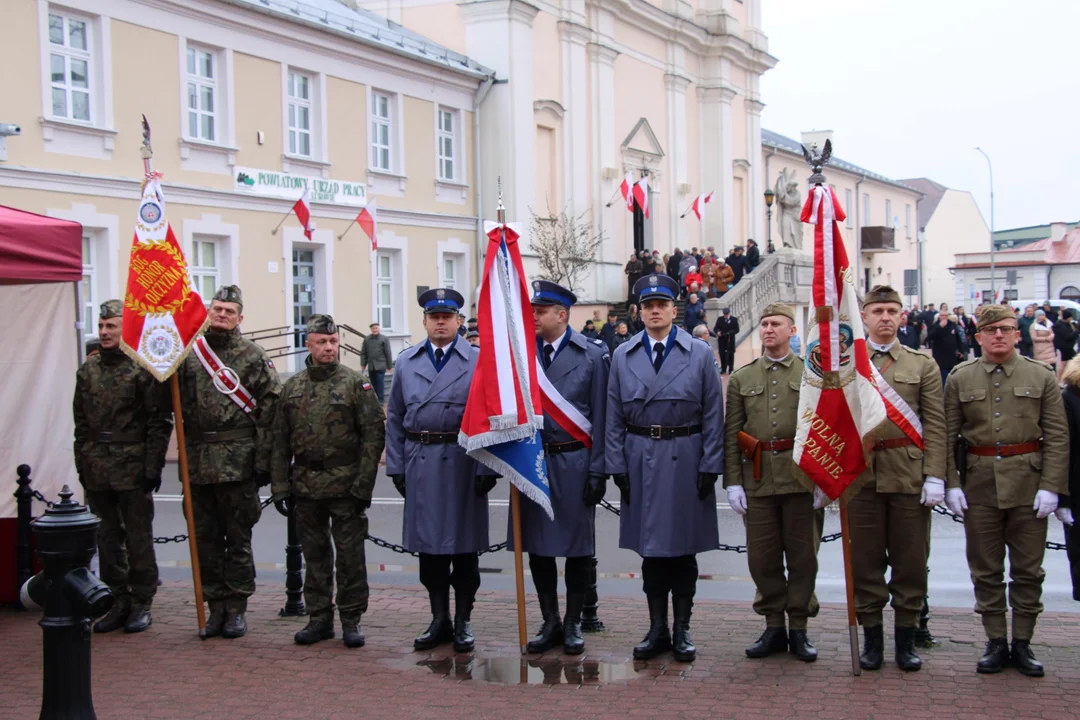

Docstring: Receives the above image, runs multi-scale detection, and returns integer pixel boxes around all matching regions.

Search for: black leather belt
[294,449,360,471]
[405,430,460,445]
[544,440,586,455]
[626,424,703,440]
[185,426,256,443]
[95,431,144,444]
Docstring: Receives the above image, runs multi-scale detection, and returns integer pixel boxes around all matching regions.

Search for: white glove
[946,488,968,519]
[1056,507,1075,526]
[726,486,748,515]
[921,476,946,507]
[813,486,831,510]
[1033,490,1059,519]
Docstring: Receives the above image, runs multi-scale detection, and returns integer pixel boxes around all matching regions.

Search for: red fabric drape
[0,205,83,284]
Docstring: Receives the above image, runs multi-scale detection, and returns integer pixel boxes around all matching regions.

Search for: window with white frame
[905,204,912,239]
[442,255,458,289]
[375,252,394,329]
[437,107,457,181]
[845,189,852,228]
[80,234,97,331]
[48,12,92,123]
[370,91,393,172]
[885,199,892,228]
[189,236,220,302]
[287,70,312,157]
[186,46,217,142]
[863,194,870,225]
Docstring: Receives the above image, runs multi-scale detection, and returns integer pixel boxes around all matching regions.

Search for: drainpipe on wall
[472,74,496,315]
[915,192,924,306]
[854,176,866,292]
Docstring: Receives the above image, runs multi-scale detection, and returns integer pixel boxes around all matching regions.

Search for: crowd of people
[624,240,762,303]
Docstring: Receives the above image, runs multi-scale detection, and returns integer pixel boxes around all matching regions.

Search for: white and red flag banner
[120,175,209,381]
[619,173,635,212]
[691,191,714,221]
[634,176,650,219]
[794,184,886,500]
[357,198,378,250]
[535,366,592,446]
[869,363,924,449]
[292,189,314,240]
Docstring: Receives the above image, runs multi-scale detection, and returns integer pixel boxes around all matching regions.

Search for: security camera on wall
[0,124,21,136]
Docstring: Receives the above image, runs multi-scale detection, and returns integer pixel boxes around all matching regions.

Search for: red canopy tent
[0,205,83,603]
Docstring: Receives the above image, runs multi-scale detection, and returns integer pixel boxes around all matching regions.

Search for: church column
[746,96,764,246]
[665,73,690,252]
[589,40,619,300]
[560,21,591,220]
[698,83,736,252]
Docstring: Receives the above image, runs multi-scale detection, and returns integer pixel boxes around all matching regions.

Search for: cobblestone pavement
[4,582,1080,719]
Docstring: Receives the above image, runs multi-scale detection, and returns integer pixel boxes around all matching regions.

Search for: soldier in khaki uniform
[724,302,822,662]
[945,304,1070,676]
[850,286,947,672]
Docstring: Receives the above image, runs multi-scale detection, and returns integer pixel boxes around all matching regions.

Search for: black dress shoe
[453,617,475,653]
[1011,640,1044,677]
[203,605,226,639]
[633,594,672,660]
[124,607,152,633]
[562,592,585,656]
[222,612,247,639]
[976,637,1009,674]
[745,627,787,658]
[343,623,366,648]
[414,590,454,651]
[526,591,564,653]
[294,620,334,645]
[894,627,922,672]
[860,625,884,670]
[93,603,130,634]
[788,630,817,662]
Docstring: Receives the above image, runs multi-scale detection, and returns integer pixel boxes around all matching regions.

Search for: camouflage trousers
[190,480,261,611]
[294,496,370,625]
[85,488,158,607]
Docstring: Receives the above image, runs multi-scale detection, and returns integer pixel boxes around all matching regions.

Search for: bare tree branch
[528,206,605,295]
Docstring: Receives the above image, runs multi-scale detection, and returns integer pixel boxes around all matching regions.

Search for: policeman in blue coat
[386,288,498,653]
[509,280,610,655]
[606,273,723,663]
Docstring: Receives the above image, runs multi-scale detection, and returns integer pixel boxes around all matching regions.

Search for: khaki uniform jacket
[945,353,1069,508]
[855,343,947,494]
[723,354,809,496]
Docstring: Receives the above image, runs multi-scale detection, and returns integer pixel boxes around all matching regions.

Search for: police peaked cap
[418,287,465,314]
[531,280,577,308]
[634,273,679,301]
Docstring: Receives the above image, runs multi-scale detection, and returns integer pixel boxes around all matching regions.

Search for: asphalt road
[150,463,1078,613]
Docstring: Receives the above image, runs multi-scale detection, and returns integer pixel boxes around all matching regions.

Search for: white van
[1009,299,1080,316]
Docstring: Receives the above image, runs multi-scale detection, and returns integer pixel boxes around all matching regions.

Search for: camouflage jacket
[177,327,281,485]
[270,358,385,502]
[73,348,173,492]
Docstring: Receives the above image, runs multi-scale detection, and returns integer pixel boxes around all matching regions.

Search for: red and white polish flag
[292,189,314,240]
[691,191,714,221]
[356,198,378,250]
[619,172,635,212]
[633,176,650,219]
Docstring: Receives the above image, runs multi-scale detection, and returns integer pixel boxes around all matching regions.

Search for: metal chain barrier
[30,490,54,509]
[932,503,1067,551]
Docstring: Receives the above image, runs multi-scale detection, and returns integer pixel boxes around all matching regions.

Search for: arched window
[1060,286,1080,302]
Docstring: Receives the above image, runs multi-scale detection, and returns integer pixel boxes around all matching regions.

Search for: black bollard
[580,555,605,633]
[14,464,34,610]
[32,485,113,720]
[279,502,305,617]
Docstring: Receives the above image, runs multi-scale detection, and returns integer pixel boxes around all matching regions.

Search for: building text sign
[234,167,367,207]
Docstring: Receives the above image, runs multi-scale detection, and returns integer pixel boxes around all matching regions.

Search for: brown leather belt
[626,424,702,440]
[294,449,359,471]
[185,426,256,443]
[968,440,1042,458]
[871,437,916,451]
[95,431,145,444]
[544,440,586,455]
[405,429,460,445]
[760,438,795,452]
[737,433,795,480]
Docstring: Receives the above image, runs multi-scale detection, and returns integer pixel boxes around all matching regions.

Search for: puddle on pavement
[416,656,640,685]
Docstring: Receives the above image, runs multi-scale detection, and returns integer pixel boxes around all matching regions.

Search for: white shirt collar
[764,353,790,363]
[430,339,454,352]
[869,340,896,353]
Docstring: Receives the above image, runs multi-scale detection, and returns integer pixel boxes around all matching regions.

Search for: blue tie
[653,342,664,374]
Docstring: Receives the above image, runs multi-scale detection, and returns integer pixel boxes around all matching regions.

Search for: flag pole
[270,206,294,236]
[603,185,623,208]
[679,199,696,219]
[839,499,861,676]
[497,179,529,654]
[170,375,207,635]
[337,217,358,241]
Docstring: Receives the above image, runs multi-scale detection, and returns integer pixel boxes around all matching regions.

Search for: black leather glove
[141,473,161,494]
[358,496,372,511]
[583,474,607,506]
[273,495,292,517]
[697,472,719,500]
[253,469,272,488]
[475,474,497,497]
[390,474,406,498]
[612,473,630,505]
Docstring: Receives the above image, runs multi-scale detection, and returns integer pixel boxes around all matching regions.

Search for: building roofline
[761,129,918,193]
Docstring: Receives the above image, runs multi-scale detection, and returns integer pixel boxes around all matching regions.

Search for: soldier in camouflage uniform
[74,299,173,633]
[271,314,386,647]
[177,286,281,638]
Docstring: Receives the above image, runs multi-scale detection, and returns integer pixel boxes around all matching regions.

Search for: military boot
[93,599,130,634]
[671,595,696,662]
[202,601,227,639]
[894,627,922,672]
[563,592,585,656]
[633,594,672,660]
[453,590,476,653]
[745,626,787,658]
[414,589,454,651]
[124,605,153,634]
[222,612,247,639]
[526,591,563,653]
[860,625,884,670]
[788,629,818,662]
[1011,640,1044,677]
[294,617,335,645]
[976,637,1009,674]
[342,619,366,649]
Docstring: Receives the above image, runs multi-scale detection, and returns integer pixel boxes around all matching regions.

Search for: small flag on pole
[691,191,714,221]
[633,176,650,219]
[619,172,634,212]
[356,199,378,250]
[292,189,314,240]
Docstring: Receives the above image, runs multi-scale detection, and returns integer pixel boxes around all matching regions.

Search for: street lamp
[974,147,995,298]
[764,188,775,254]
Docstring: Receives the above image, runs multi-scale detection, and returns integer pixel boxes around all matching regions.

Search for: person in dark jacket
[581,320,599,340]
[625,252,643,303]
[713,308,739,373]
[600,312,620,351]
[1060,356,1080,601]
[725,247,749,286]
[896,312,920,350]
[625,304,645,334]
[955,306,978,359]
[683,293,706,333]
[612,322,633,349]
[1054,309,1079,365]
[1043,301,1059,325]
[745,240,761,271]
[360,323,395,403]
[667,249,683,283]
[1017,304,1036,358]
[926,311,964,386]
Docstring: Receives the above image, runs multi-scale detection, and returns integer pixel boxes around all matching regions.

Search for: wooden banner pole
[169,375,207,635]
[510,486,528,654]
[839,499,862,676]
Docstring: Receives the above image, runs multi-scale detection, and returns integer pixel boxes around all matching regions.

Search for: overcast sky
[760,0,1080,232]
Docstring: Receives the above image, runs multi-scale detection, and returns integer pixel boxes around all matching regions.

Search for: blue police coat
[507,331,609,557]
[605,328,723,557]
[386,340,491,554]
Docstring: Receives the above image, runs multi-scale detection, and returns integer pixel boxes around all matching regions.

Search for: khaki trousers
[745,493,823,629]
